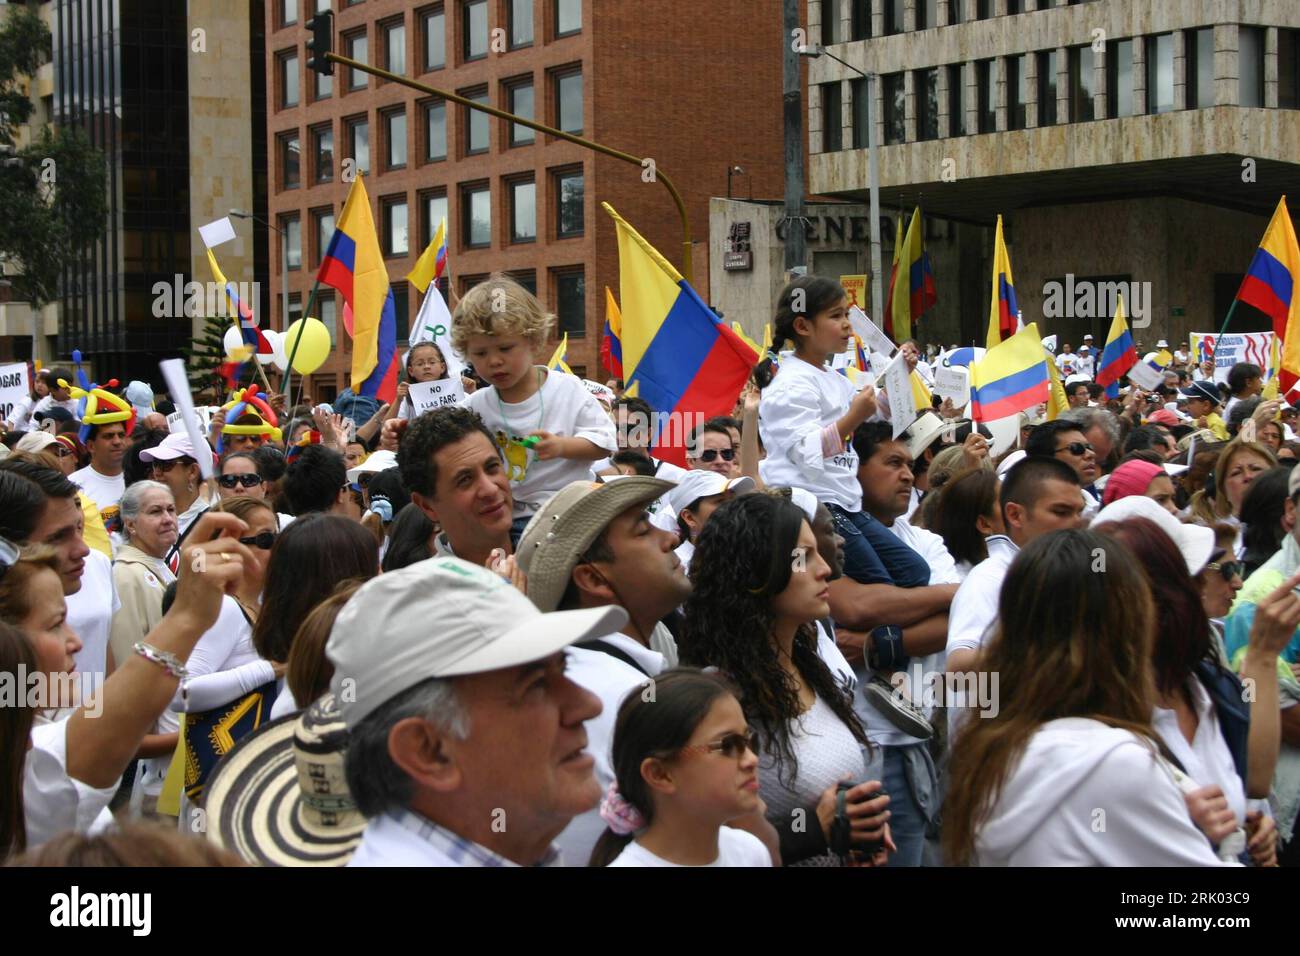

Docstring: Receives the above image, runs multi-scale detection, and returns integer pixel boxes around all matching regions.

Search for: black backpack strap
[576,639,651,678]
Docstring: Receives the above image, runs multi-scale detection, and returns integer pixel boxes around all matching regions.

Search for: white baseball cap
[346,449,397,484]
[327,557,627,729]
[1157,339,1170,348]
[665,471,755,516]
[1092,495,1216,575]
[139,432,211,464]
[902,412,954,461]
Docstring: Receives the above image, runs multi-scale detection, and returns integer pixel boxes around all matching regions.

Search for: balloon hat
[217,384,282,454]
[60,349,136,444]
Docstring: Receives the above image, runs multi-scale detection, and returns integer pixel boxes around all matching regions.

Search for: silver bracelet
[133,642,189,681]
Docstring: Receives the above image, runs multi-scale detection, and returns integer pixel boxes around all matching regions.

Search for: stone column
[905,69,918,141]
[1133,35,1147,115]
[1266,26,1279,108]
[1173,29,1187,110]
[1215,23,1237,106]
[938,61,951,137]
[1026,51,1039,127]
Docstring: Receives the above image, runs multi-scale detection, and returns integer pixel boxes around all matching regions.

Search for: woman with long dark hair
[944,530,1232,866]
[1239,466,1293,577]
[682,493,890,866]
[930,468,1003,580]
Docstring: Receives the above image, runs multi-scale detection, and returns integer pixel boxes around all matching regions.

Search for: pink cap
[1147,408,1179,427]
[1101,459,1165,507]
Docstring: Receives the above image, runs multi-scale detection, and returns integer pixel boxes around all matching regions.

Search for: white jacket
[973,718,1233,866]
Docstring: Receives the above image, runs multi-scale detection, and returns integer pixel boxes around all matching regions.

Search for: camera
[828,780,888,861]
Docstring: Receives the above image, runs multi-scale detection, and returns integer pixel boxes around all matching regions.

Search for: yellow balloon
[282,318,332,375]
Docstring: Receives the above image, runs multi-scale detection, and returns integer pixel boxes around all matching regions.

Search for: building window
[508,79,535,145]
[555,0,581,37]
[948,63,966,134]
[422,191,449,247]
[1240,26,1265,107]
[465,89,490,154]
[319,294,337,345]
[464,0,488,61]
[554,268,585,336]
[880,73,903,143]
[422,6,446,71]
[1006,0,1021,14]
[383,19,406,76]
[884,0,903,36]
[851,0,871,40]
[1281,29,1300,110]
[950,0,963,23]
[384,108,407,169]
[554,168,583,238]
[283,215,302,270]
[1037,50,1058,125]
[1107,39,1133,118]
[280,0,297,28]
[315,0,330,12]
[510,0,534,48]
[820,0,839,45]
[975,0,990,20]
[508,270,537,295]
[280,132,301,189]
[1007,55,1027,129]
[556,70,583,134]
[1185,28,1214,109]
[313,208,335,266]
[1145,33,1173,114]
[462,183,492,247]
[288,294,302,331]
[424,100,447,160]
[383,198,409,256]
[822,82,843,151]
[1069,45,1095,121]
[347,116,369,175]
[976,59,996,132]
[389,282,410,342]
[510,178,537,243]
[916,68,938,140]
[312,125,333,182]
[279,51,299,108]
[917,0,936,30]
[345,31,368,91]
[851,76,870,148]
[314,63,332,101]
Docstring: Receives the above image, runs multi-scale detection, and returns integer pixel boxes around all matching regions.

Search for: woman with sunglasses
[1095,515,1295,866]
[106,481,179,815]
[218,451,297,531]
[589,669,776,867]
[140,434,214,538]
[682,493,891,866]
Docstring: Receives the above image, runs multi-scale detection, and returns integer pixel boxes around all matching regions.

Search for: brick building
[267,0,787,401]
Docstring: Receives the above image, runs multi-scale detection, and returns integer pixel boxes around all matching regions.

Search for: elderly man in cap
[517,476,698,864]
[332,557,625,866]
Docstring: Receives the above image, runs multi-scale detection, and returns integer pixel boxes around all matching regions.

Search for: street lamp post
[799,44,884,328]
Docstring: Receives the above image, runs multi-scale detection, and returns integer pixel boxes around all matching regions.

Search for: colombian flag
[985,215,1021,349]
[1238,197,1300,393]
[969,323,1049,422]
[605,202,759,466]
[1096,294,1137,398]
[407,217,448,294]
[207,249,271,355]
[548,333,574,375]
[892,207,936,342]
[883,215,904,340]
[318,176,399,403]
[601,287,624,378]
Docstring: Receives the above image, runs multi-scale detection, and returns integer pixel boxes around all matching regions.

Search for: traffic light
[306,10,334,76]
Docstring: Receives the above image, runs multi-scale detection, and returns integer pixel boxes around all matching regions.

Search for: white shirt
[1152,676,1249,826]
[5,393,35,430]
[759,354,862,511]
[67,549,118,678]
[945,534,1018,741]
[674,539,695,574]
[1055,352,1079,376]
[556,632,668,866]
[1075,353,1095,378]
[70,466,125,530]
[467,368,618,518]
[608,827,772,867]
[973,718,1229,866]
[171,596,276,716]
[857,517,961,747]
[31,395,80,420]
[349,808,561,867]
[24,716,117,849]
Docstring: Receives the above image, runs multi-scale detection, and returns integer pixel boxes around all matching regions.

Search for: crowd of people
[3,271,1300,869]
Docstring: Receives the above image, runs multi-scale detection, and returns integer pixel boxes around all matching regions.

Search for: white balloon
[257,328,282,365]
[222,325,244,357]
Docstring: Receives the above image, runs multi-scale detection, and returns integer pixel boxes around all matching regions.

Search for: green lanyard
[494,368,546,448]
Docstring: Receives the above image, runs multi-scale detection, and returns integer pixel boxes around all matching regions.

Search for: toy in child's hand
[518,435,541,449]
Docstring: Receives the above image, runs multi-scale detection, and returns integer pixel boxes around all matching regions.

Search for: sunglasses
[150,458,194,473]
[238,531,276,550]
[1206,560,1243,581]
[218,473,264,489]
[678,730,759,760]
[696,448,736,463]
[1057,441,1094,456]
[51,445,73,458]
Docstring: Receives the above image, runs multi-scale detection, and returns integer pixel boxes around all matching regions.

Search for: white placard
[0,362,28,426]
[879,351,916,439]
[198,216,237,249]
[933,366,970,407]
[158,359,213,479]
[850,305,896,358]
[168,409,208,435]
[1189,331,1275,384]
[1127,360,1164,391]
[408,377,466,417]
[869,351,892,378]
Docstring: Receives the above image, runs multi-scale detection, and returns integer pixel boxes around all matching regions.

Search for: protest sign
[850,305,895,358]
[840,275,868,312]
[0,362,28,425]
[933,365,970,407]
[1126,360,1164,391]
[1189,331,1275,384]
[408,377,465,417]
[879,351,916,439]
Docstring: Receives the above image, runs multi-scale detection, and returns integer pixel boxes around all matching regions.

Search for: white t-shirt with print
[607,827,772,867]
[759,354,862,511]
[467,368,618,518]
[71,466,126,530]
[67,549,119,678]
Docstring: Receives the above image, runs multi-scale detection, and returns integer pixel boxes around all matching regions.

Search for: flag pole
[1212,300,1240,354]
[280,277,326,398]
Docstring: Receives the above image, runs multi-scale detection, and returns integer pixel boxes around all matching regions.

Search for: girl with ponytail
[589,669,776,868]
